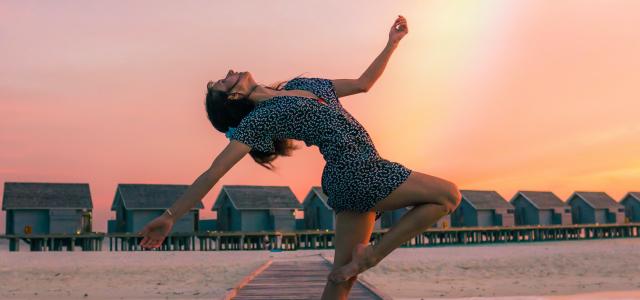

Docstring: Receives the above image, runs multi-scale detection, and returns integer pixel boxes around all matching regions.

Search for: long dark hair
[205,73,306,170]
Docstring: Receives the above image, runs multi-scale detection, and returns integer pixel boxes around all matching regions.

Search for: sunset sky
[1,1,639,232]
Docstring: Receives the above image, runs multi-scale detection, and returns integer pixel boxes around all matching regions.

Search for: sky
[1,1,639,233]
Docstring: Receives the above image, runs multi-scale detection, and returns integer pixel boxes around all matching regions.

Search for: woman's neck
[247,84,287,105]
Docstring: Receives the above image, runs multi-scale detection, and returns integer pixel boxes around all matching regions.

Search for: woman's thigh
[369,170,459,212]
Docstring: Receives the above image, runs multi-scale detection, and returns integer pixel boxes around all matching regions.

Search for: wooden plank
[221,259,273,300]
[229,254,389,300]
[320,254,394,300]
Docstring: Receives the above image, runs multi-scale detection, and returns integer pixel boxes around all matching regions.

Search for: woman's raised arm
[332,15,408,98]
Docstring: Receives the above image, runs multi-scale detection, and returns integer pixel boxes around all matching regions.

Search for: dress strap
[317,97,329,106]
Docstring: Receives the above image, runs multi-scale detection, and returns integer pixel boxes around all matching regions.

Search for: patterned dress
[230,77,413,220]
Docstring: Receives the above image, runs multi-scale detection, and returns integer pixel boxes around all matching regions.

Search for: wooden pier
[1,223,639,252]
[224,254,390,300]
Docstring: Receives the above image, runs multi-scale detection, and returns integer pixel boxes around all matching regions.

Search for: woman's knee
[442,182,462,214]
[418,174,461,213]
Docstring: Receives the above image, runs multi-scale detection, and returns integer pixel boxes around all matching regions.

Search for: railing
[1,223,638,252]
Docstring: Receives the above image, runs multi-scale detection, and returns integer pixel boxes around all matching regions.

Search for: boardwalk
[226,254,391,300]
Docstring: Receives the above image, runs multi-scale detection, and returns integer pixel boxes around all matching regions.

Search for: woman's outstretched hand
[138,214,174,249]
[388,15,408,46]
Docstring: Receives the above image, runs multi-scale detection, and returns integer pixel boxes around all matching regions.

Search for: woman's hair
[205,73,306,170]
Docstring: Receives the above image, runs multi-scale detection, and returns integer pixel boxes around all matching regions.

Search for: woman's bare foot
[328,243,379,283]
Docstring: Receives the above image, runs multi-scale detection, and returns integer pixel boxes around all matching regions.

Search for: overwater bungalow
[301,186,335,230]
[109,183,203,233]
[379,206,450,229]
[379,207,409,229]
[620,192,640,222]
[510,191,572,225]
[451,190,515,227]
[2,182,93,235]
[213,185,301,232]
[567,191,625,224]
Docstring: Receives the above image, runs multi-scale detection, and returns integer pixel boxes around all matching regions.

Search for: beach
[351,238,640,299]
[1,238,639,299]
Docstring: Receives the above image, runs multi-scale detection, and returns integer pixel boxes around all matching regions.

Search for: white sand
[343,238,640,299]
[0,251,272,299]
[1,238,639,299]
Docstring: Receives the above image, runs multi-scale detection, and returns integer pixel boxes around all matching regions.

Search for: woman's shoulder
[284,76,331,88]
[286,76,335,97]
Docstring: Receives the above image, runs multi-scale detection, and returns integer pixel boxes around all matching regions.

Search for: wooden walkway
[225,254,392,300]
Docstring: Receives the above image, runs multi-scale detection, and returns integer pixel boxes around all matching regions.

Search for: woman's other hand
[138,214,174,249]
[388,15,408,47]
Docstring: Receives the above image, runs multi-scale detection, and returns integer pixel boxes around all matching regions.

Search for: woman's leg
[320,210,376,300]
[328,170,462,282]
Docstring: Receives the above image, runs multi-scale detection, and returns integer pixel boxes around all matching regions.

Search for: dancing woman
[139,15,462,300]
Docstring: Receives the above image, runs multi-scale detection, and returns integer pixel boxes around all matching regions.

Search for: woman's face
[207,69,253,96]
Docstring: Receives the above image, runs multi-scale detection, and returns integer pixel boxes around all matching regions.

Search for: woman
[139,15,462,299]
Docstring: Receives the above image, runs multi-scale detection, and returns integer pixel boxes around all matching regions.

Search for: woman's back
[229,77,380,165]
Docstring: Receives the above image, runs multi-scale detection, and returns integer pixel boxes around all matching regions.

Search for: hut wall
[304,199,322,229]
[607,208,625,224]
[569,197,594,224]
[240,210,271,232]
[107,219,117,233]
[215,198,241,231]
[451,200,476,227]
[216,201,229,231]
[477,210,495,227]
[126,210,196,233]
[172,212,196,233]
[622,198,640,222]
[5,210,14,234]
[115,205,126,232]
[594,209,607,224]
[496,208,515,226]
[295,218,305,230]
[304,198,334,230]
[553,207,572,225]
[538,209,553,225]
[49,209,82,234]
[270,209,296,231]
[129,210,161,232]
[12,209,49,234]
[511,195,539,225]
[198,219,217,232]
[381,208,408,229]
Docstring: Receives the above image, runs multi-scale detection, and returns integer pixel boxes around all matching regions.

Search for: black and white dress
[230,77,413,220]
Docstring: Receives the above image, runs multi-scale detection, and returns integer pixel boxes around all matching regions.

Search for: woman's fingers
[150,239,162,249]
[140,234,159,248]
[141,236,153,248]
[141,238,157,249]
